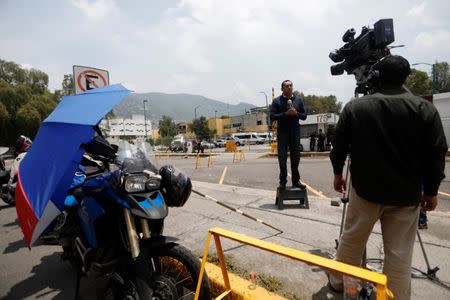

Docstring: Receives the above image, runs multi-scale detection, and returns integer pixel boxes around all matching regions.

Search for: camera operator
[328,55,447,299]
[270,80,307,189]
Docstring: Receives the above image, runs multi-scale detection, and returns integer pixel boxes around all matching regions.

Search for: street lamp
[411,62,436,95]
[194,105,201,120]
[214,110,218,139]
[143,100,148,141]
[260,91,271,143]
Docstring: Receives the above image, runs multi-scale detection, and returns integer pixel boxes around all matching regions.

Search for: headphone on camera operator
[366,55,412,92]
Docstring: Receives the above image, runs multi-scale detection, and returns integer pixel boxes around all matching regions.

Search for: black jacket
[330,87,447,206]
[270,95,307,132]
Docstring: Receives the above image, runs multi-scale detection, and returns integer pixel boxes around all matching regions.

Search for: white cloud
[233,81,256,101]
[414,30,450,51]
[407,2,427,17]
[71,0,119,22]
[406,1,437,26]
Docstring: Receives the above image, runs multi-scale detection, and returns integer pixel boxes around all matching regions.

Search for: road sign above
[73,65,109,94]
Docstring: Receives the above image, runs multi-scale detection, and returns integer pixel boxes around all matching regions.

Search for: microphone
[287,99,293,109]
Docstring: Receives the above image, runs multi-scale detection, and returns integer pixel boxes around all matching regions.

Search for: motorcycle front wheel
[145,243,211,300]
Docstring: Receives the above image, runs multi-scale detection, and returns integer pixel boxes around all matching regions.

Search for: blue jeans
[419,210,427,224]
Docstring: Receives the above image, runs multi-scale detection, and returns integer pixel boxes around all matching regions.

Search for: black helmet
[14,135,32,157]
[159,165,192,207]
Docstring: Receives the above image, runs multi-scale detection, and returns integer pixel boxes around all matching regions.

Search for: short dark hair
[374,55,411,86]
[281,80,292,88]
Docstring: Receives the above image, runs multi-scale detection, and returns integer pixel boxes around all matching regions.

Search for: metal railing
[195,227,392,300]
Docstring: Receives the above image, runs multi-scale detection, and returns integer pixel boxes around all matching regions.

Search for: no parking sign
[73,65,109,94]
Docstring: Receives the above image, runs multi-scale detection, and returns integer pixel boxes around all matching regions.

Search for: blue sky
[1,0,449,106]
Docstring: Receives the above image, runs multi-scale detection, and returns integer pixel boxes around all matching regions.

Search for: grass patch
[200,253,304,300]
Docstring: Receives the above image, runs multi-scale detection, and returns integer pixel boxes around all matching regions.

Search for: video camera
[329,19,395,95]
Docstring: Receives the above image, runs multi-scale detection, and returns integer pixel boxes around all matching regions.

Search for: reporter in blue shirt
[270,80,307,189]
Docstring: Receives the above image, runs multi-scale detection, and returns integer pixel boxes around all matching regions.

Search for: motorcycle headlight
[124,174,148,193]
[146,175,161,190]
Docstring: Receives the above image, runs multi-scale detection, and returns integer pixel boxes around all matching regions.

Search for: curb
[154,152,219,157]
[259,152,330,158]
[204,262,288,300]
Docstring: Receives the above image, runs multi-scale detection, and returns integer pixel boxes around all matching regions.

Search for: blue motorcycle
[52,134,211,299]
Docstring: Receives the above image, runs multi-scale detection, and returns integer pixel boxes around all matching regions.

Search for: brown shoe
[293,181,306,190]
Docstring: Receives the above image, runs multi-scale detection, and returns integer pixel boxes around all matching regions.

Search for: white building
[103,114,152,139]
[432,92,450,147]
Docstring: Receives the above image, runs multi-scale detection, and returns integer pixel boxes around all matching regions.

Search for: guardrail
[195,227,392,300]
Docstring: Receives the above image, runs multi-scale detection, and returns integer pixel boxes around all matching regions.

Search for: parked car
[201,141,216,149]
[214,139,227,148]
[222,136,244,146]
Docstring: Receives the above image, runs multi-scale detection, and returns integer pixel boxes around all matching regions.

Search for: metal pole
[143,100,148,141]
[432,64,436,95]
[260,91,271,143]
[195,105,200,120]
[215,110,218,139]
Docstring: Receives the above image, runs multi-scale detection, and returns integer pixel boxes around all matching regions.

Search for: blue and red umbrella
[16,84,131,247]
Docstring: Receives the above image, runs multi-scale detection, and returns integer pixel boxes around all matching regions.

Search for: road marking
[438,191,450,197]
[219,166,228,185]
[288,172,329,199]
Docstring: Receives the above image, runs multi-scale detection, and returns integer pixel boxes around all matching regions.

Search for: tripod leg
[417,230,431,271]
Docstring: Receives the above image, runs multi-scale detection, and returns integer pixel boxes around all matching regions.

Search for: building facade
[103,114,152,139]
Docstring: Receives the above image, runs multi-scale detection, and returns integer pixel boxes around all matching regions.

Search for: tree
[15,105,42,139]
[158,115,178,138]
[0,58,56,145]
[294,91,343,114]
[434,62,450,93]
[0,59,27,85]
[0,102,10,145]
[27,69,49,94]
[28,94,57,119]
[62,74,75,96]
[189,116,214,141]
[405,69,432,96]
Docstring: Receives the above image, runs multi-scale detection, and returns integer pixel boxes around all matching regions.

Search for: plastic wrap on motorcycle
[127,191,168,220]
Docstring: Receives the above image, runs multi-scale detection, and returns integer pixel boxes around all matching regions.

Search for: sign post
[73,65,109,94]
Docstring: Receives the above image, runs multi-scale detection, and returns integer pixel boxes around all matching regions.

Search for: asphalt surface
[1,147,449,299]
[153,145,450,214]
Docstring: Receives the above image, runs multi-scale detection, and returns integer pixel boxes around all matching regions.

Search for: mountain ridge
[113,92,257,123]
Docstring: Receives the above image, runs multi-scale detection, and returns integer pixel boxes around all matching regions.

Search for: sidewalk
[164,180,450,299]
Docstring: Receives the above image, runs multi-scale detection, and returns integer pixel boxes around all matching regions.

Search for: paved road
[153,150,450,214]
[1,150,449,299]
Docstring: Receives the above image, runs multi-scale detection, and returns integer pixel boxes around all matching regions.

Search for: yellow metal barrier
[271,141,277,153]
[195,227,392,300]
[225,141,236,152]
[195,151,213,169]
[232,149,245,163]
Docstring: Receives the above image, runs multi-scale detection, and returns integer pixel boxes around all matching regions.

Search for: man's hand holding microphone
[285,99,298,116]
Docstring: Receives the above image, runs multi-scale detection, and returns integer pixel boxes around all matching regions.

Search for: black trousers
[277,130,301,186]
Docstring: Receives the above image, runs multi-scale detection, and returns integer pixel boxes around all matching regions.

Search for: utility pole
[194,105,201,120]
[143,100,148,141]
[260,91,271,143]
[214,110,218,139]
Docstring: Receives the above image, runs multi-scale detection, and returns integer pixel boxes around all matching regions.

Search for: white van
[231,132,264,145]
[255,132,273,143]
